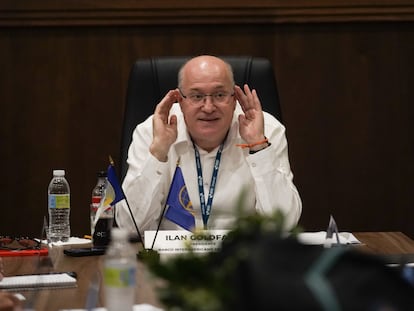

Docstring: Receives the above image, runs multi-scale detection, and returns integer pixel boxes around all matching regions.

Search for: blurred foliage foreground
[140,211,414,311]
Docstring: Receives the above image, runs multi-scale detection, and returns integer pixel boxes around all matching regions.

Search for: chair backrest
[120,56,282,179]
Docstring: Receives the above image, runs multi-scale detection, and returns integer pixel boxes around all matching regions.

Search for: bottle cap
[111,228,128,241]
[97,170,107,177]
[53,169,65,176]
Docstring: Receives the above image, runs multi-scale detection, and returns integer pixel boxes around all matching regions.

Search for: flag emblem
[165,165,195,231]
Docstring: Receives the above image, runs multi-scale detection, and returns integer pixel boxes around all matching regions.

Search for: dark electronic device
[64,247,105,257]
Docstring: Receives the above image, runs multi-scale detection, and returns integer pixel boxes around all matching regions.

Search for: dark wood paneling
[1,1,413,239]
[1,0,414,26]
[277,23,414,235]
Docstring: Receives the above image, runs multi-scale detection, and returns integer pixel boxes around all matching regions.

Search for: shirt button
[156,170,162,175]
[251,163,257,167]
[204,182,209,186]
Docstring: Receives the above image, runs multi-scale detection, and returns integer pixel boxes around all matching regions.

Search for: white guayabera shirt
[116,103,302,234]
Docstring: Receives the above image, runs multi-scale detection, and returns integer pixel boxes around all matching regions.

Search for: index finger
[234,85,248,110]
[154,90,179,119]
[235,84,260,112]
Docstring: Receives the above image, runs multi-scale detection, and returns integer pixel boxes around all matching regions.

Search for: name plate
[144,230,229,254]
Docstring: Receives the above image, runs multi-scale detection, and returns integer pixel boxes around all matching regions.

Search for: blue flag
[104,164,125,207]
[165,166,195,231]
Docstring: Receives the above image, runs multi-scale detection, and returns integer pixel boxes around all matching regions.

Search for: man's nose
[201,96,216,111]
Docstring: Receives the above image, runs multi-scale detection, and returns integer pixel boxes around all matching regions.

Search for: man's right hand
[0,258,22,311]
[149,90,179,162]
[0,292,22,311]
[0,257,3,281]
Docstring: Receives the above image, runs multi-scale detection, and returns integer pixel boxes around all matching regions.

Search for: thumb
[238,113,247,125]
[169,114,177,128]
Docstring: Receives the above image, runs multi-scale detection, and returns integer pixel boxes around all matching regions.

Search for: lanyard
[193,141,224,229]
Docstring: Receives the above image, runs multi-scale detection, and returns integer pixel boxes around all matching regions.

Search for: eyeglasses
[0,236,41,250]
[179,89,234,105]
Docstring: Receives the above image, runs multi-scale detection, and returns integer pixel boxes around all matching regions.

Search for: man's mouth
[199,117,219,122]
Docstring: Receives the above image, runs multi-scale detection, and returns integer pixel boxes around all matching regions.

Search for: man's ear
[178,100,184,111]
[176,88,184,106]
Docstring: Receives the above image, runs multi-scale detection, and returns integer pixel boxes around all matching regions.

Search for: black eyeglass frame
[178,88,235,105]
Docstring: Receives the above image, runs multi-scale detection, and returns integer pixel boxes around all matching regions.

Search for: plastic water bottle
[48,169,70,242]
[104,228,136,311]
[90,170,107,237]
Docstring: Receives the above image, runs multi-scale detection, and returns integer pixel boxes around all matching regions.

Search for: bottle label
[48,194,70,209]
[92,217,114,248]
[104,267,136,288]
[91,196,101,212]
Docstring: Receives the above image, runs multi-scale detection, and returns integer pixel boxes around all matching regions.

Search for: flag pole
[150,157,181,250]
[109,155,143,244]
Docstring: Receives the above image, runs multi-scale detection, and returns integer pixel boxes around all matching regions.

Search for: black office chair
[120,56,282,180]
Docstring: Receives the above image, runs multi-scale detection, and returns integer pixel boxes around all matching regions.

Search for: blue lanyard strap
[193,142,224,229]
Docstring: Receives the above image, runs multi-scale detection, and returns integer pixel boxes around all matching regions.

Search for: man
[116,55,302,234]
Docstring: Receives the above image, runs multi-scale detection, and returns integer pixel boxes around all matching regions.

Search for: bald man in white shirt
[116,55,302,235]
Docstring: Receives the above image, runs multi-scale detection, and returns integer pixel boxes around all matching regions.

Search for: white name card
[144,230,229,254]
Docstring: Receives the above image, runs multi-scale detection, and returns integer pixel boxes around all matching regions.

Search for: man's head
[177,55,236,152]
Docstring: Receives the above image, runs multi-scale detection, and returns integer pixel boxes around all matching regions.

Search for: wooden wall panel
[275,23,414,234]
[1,0,414,25]
[1,0,413,239]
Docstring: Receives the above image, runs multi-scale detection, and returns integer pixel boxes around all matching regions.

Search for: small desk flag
[98,156,143,243]
[104,163,125,207]
[165,165,195,231]
[94,159,125,225]
[325,215,340,247]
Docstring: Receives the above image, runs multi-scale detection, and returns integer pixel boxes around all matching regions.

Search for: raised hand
[235,84,266,144]
[149,90,180,161]
[0,292,22,311]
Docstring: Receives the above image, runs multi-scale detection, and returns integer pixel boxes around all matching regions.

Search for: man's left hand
[235,84,266,144]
